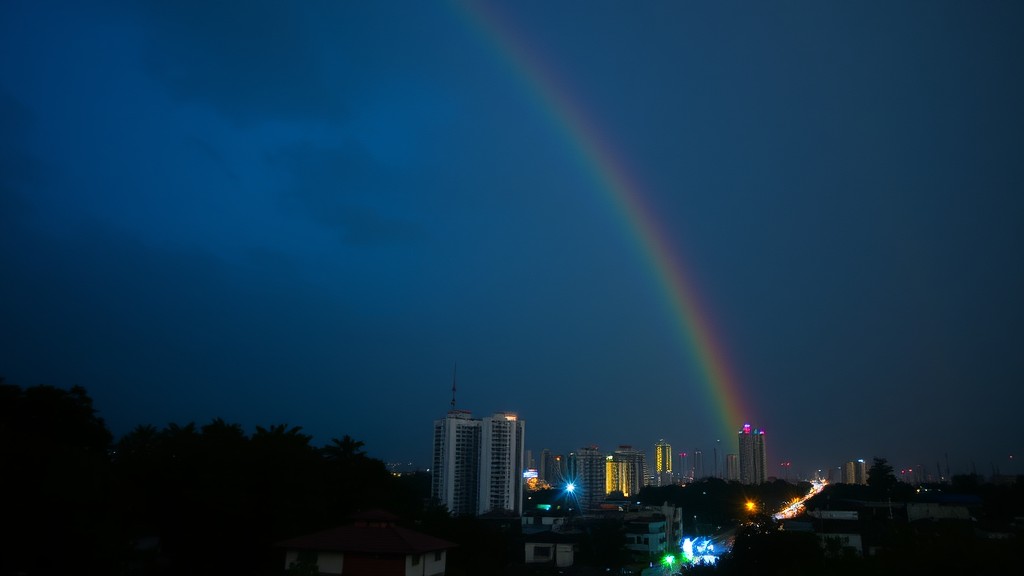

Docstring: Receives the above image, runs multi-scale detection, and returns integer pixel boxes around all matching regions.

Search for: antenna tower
[450,362,457,410]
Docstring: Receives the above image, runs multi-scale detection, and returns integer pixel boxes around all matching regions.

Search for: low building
[523,531,577,568]
[278,510,456,576]
[521,509,571,534]
[624,515,668,556]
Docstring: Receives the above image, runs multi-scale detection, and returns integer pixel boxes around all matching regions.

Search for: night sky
[2,0,1022,480]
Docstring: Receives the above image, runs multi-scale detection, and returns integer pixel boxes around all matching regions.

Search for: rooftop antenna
[450,362,457,410]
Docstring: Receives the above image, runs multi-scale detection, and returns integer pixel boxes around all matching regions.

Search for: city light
[680,537,719,566]
[773,479,827,520]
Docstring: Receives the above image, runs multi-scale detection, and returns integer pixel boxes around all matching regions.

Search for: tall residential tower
[431,410,526,516]
[737,423,767,485]
[479,412,526,515]
[654,439,673,486]
[431,410,481,516]
[606,445,648,497]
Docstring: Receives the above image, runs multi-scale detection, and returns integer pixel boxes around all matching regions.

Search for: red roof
[279,515,457,556]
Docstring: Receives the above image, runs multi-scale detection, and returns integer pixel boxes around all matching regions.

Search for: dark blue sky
[2,0,1022,480]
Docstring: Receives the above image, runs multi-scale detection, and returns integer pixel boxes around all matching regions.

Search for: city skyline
[2,1,1022,480]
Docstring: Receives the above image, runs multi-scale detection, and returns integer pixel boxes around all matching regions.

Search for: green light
[662,554,675,567]
[537,504,551,511]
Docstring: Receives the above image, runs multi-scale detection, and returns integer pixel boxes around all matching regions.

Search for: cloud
[0,88,39,200]
[270,141,426,246]
[133,0,341,124]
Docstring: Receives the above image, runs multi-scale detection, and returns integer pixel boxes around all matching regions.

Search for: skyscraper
[540,449,564,487]
[737,423,767,485]
[605,445,648,497]
[431,410,481,516]
[568,446,606,511]
[479,412,526,515]
[842,459,867,485]
[725,453,739,481]
[431,409,525,516]
[655,439,673,486]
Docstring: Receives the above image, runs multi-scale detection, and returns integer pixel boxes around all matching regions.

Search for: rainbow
[456,1,751,439]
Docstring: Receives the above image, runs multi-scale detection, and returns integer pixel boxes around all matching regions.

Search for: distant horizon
[17,376,1007,483]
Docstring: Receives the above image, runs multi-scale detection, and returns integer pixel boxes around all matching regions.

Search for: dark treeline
[0,380,429,576]
[6,379,1022,576]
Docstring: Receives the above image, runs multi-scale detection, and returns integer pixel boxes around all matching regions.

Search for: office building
[737,423,767,485]
[654,439,673,486]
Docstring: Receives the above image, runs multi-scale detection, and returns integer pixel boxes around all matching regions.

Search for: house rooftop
[278,511,456,556]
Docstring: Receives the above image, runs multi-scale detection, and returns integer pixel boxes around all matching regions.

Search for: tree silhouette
[867,457,898,496]
[0,380,117,575]
[322,434,367,461]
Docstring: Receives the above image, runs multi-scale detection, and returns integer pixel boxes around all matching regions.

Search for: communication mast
[450,362,458,410]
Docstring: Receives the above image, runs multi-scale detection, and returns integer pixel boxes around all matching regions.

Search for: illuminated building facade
[605,445,648,497]
[737,423,767,485]
[655,439,673,486]
[842,459,867,485]
[431,410,526,516]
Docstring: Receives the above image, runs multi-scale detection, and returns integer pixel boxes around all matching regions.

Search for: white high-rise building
[431,410,481,516]
[431,409,526,516]
[479,412,526,515]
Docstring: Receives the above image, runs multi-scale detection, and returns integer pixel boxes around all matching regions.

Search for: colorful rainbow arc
[457,1,751,440]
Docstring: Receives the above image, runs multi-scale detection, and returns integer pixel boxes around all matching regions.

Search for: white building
[479,412,526,515]
[431,410,481,516]
[431,409,525,517]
